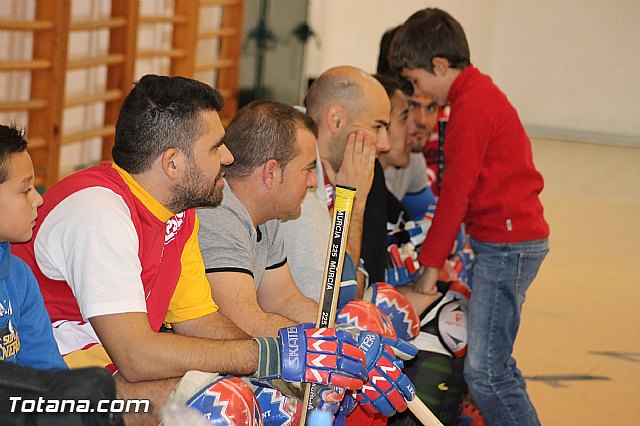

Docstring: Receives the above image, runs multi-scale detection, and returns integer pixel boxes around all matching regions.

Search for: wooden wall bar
[0,0,244,187]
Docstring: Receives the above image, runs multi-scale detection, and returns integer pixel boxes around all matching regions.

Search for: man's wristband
[254,337,281,379]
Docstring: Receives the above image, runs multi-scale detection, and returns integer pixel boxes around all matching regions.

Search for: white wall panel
[306,0,640,145]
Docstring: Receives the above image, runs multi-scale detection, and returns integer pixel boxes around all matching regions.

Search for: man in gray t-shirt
[196,101,320,337]
[197,102,421,422]
[198,182,287,292]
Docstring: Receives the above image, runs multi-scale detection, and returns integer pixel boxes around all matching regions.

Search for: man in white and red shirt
[14,75,376,425]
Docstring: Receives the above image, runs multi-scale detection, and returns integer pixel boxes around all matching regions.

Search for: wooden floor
[514,138,640,425]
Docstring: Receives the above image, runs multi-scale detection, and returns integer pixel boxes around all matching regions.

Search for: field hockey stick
[300,185,356,425]
[407,397,444,426]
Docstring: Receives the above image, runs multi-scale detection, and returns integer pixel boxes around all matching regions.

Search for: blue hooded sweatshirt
[0,241,66,369]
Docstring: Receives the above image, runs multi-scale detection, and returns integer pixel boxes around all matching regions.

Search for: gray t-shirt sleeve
[263,219,287,270]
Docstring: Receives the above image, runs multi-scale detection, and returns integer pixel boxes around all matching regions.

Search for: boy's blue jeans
[464,237,549,426]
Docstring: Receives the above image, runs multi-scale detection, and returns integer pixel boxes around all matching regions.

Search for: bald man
[281,66,391,301]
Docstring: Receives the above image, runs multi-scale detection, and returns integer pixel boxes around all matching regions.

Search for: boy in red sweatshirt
[389,8,549,426]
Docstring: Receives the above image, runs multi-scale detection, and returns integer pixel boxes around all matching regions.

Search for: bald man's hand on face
[323,131,377,298]
[323,131,376,200]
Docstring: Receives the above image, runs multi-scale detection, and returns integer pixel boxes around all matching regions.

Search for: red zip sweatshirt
[419,66,549,268]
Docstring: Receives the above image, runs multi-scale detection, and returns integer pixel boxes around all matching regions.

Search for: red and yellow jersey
[13,163,217,362]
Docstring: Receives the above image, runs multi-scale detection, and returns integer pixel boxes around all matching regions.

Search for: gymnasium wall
[305,0,640,147]
[0,0,224,177]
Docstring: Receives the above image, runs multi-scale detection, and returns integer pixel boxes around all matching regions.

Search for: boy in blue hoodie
[0,123,65,370]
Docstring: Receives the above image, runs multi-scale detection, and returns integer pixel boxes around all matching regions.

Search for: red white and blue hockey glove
[343,326,418,417]
[254,323,368,390]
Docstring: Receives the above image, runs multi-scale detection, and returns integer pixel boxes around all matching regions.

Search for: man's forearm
[118,333,259,383]
[91,312,260,383]
[230,311,297,338]
[274,294,318,325]
[173,311,251,341]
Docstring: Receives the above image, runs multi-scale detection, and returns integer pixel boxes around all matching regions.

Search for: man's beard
[166,160,224,213]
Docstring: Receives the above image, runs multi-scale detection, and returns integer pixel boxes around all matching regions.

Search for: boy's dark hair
[389,8,470,74]
[224,100,317,181]
[113,74,224,174]
[0,123,28,183]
